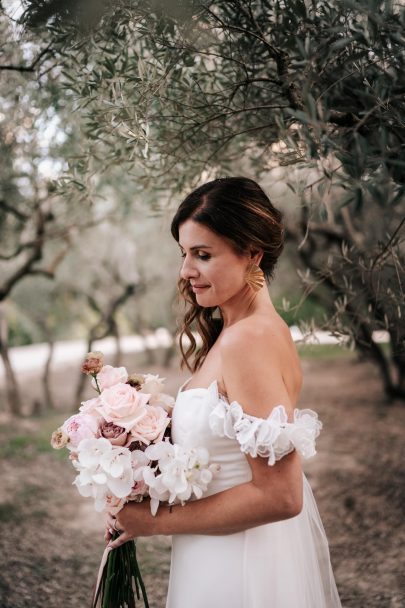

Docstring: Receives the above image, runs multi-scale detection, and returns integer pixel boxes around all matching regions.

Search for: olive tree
[18,0,405,399]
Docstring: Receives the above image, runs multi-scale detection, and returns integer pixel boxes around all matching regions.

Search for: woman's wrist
[155,503,176,536]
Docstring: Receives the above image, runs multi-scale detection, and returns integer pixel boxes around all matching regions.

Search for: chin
[197,297,221,308]
[196,298,216,308]
[195,294,219,308]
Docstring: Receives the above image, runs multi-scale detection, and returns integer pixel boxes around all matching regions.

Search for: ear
[249,248,263,266]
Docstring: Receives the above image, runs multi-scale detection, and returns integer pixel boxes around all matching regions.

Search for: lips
[191,284,209,288]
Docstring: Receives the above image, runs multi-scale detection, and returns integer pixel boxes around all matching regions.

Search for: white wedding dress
[166,379,342,608]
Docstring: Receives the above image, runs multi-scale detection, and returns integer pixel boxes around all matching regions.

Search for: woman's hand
[105,501,158,549]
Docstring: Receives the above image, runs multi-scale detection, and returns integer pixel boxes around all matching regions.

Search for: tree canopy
[2,0,405,400]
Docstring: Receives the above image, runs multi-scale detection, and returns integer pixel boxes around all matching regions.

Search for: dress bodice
[172,378,322,498]
[171,380,252,497]
[168,380,342,608]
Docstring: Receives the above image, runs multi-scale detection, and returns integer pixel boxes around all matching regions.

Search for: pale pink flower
[96,383,150,431]
[79,395,102,416]
[99,421,128,446]
[92,365,128,391]
[62,413,99,448]
[130,405,170,446]
[150,392,175,413]
[140,374,165,396]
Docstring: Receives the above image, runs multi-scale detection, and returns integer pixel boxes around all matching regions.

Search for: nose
[180,254,199,281]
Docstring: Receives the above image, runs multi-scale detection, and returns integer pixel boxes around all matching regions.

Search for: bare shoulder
[219,313,301,417]
[220,312,292,358]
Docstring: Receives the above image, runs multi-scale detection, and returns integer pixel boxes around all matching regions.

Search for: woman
[106,177,342,607]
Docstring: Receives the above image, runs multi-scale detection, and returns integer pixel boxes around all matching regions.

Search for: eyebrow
[178,244,213,250]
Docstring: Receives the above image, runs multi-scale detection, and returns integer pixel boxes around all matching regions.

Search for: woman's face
[178,219,250,308]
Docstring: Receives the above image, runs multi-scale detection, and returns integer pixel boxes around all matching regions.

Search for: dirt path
[0,354,404,608]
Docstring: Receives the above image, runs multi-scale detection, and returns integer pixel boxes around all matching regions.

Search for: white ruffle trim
[208,398,322,466]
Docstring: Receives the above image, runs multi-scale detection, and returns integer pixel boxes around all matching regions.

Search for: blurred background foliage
[0,0,404,414]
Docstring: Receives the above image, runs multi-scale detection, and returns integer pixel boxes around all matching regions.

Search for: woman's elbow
[260,487,303,522]
[282,485,303,519]
[283,493,303,519]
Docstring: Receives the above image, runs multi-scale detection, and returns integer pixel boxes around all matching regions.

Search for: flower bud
[51,427,70,449]
[81,351,104,375]
[126,373,145,390]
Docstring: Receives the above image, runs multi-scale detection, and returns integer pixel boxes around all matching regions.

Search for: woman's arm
[107,449,302,546]
[108,322,303,547]
[166,445,303,535]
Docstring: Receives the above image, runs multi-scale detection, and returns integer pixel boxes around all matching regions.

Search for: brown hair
[171,177,285,372]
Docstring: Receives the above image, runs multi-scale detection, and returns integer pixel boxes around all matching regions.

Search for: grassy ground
[0,347,404,607]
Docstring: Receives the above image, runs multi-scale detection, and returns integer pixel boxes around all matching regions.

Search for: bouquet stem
[92,535,149,608]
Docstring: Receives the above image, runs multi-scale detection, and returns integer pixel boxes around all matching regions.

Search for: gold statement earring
[245,262,265,292]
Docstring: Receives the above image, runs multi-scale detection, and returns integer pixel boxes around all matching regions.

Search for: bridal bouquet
[51,351,219,608]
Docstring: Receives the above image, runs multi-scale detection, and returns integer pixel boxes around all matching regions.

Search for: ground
[0,347,404,608]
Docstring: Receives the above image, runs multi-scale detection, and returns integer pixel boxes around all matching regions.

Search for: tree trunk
[292,230,405,404]
[389,326,405,393]
[112,321,122,367]
[0,304,22,415]
[73,336,94,410]
[163,341,177,368]
[142,330,156,366]
[42,336,55,410]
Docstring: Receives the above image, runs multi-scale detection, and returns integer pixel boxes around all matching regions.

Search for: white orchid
[131,449,151,479]
[77,437,112,468]
[143,441,220,515]
[143,466,171,516]
[72,438,135,509]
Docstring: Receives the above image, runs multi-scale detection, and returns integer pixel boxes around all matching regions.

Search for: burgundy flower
[99,421,128,446]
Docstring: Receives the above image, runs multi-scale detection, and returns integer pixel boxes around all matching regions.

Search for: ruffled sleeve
[208,397,322,466]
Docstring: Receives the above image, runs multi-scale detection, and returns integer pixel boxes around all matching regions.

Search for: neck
[219,285,275,328]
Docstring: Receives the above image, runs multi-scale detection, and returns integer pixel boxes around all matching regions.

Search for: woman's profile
[107,177,342,607]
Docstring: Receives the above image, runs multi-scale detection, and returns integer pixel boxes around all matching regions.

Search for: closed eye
[180,251,211,261]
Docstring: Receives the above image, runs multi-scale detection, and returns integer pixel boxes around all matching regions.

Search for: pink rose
[92,365,128,391]
[130,405,170,446]
[62,413,98,448]
[96,382,150,431]
[79,395,102,416]
[99,421,128,446]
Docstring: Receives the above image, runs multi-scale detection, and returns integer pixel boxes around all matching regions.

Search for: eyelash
[180,252,211,261]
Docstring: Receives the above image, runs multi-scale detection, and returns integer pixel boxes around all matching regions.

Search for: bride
[106,177,342,607]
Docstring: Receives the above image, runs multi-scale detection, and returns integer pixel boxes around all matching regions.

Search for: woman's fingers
[108,532,132,550]
[106,513,118,528]
[104,513,121,541]
[107,514,123,531]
